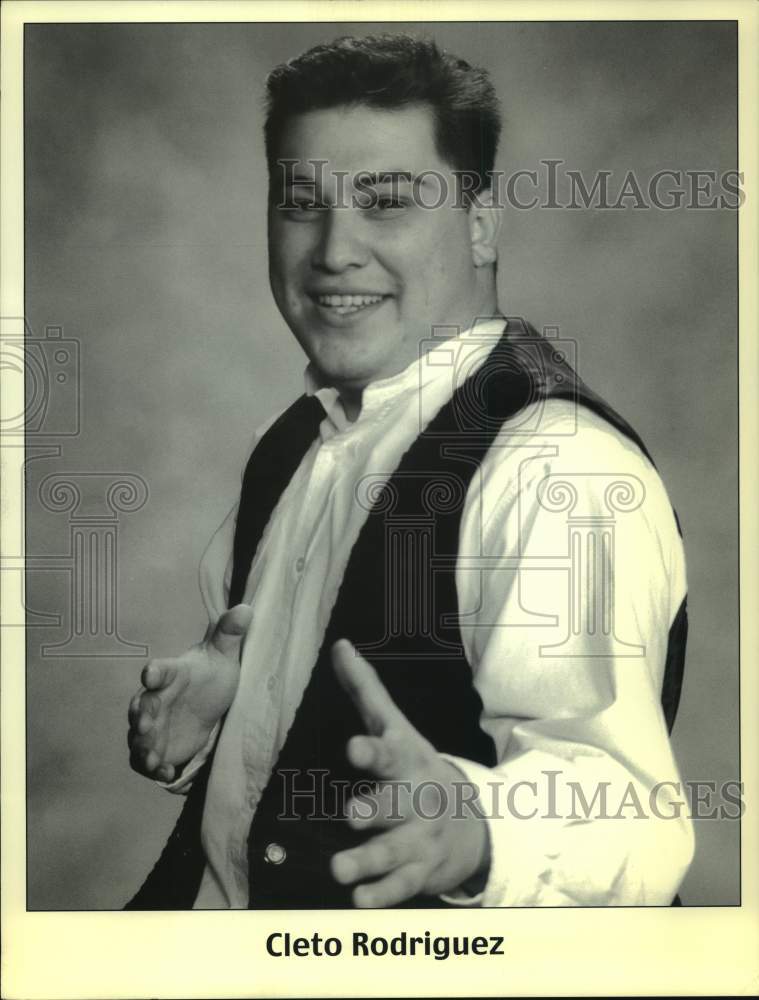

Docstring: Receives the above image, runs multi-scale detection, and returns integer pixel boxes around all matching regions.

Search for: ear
[467,188,502,267]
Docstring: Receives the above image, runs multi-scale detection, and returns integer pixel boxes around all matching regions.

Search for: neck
[336,280,501,423]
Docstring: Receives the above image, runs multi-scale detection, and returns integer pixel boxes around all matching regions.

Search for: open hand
[330,639,490,907]
[127,604,252,782]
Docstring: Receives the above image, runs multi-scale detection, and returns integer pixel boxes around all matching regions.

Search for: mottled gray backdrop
[23,21,738,908]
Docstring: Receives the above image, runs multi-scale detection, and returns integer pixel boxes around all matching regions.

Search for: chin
[318,364,374,390]
[307,345,384,386]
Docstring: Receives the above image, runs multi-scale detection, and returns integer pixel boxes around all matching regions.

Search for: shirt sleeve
[444,402,694,905]
[199,409,291,622]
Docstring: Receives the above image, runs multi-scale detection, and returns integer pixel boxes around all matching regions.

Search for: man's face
[267,104,490,392]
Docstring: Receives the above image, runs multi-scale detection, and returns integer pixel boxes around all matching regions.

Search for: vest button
[264,842,287,865]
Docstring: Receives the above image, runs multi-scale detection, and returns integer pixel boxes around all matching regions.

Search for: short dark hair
[264,34,502,197]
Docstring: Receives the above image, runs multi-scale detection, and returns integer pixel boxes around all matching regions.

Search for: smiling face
[267,104,499,394]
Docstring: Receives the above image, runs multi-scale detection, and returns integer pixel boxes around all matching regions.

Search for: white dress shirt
[169,318,694,908]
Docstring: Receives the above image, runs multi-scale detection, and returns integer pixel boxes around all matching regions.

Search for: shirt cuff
[438,751,695,907]
[156,721,221,794]
[440,751,569,906]
[437,753,491,906]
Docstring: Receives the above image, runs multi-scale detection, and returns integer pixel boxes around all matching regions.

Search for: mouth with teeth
[313,293,387,316]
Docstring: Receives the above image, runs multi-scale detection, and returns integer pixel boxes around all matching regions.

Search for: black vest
[126,319,687,909]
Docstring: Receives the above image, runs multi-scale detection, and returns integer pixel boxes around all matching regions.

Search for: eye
[371,195,411,213]
[278,199,328,220]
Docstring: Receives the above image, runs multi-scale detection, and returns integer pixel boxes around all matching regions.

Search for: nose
[310,208,369,273]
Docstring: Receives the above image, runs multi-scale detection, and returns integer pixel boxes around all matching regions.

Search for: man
[126,34,693,909]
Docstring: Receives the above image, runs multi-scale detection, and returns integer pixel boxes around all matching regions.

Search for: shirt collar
[304,316,508,432]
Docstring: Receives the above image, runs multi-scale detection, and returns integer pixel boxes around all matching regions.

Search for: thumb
[208,603,253,659]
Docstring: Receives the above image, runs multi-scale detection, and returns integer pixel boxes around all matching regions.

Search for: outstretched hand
[330,639,490,907]
[127,604,252,782]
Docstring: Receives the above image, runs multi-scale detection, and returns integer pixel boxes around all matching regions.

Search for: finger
[137,691,160,720]
[154,763,176,783]
[128,694,154,737]
[129,704,163,765]
[346,733,400,777]
[353,861,428,908]
[130,740,163,777]
[129,717,156,757]
[136,712,154,735]
[128,691,143,723]
[332,824,418,885]
[209,604,254,659]
[346,782,413,830]
[129,744,159,778]
[332,639,404,736]
[141,662,177,691]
